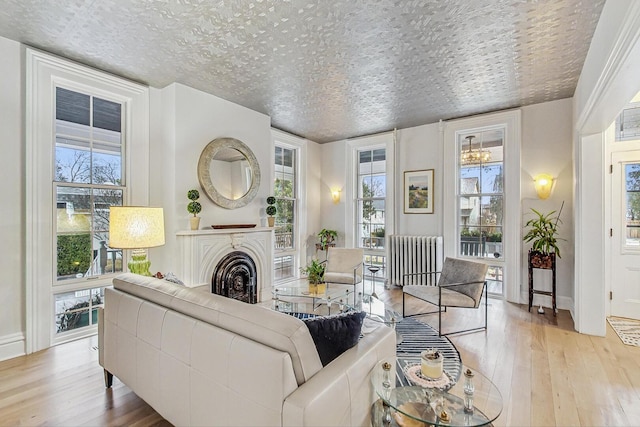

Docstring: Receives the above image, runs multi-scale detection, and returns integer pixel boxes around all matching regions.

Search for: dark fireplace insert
[212,251,257,304]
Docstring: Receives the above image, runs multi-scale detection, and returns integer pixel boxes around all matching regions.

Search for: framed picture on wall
[404,169,434,214]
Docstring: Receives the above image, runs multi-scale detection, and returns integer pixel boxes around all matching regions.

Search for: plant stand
[528,250,556,316]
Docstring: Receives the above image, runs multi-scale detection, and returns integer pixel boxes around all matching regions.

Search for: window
[357,147,387,283]
[55,287,104,334]
[274,145,297,280]
[625,163,640,246]
[55,87,124,282]
[615,101,640,141]
[457,129,504,295]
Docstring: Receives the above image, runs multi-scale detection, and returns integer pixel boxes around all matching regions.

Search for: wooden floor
[1,284,639,426]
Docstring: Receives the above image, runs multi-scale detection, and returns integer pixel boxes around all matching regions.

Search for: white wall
[0,36,25,360]
[520,99,574,308]
[304,139,323,261]
[319,140,349,245]
[395,123,442,236]
[149,83,272,274]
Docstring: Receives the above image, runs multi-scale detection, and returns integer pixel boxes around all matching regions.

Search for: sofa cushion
[303,311,366,366]
[112,273,322,385]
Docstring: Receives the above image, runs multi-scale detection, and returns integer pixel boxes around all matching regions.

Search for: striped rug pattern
[607,316,640,347]
[394,317,462,386]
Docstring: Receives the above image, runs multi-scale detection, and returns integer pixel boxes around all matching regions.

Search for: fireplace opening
[212,251,257,304]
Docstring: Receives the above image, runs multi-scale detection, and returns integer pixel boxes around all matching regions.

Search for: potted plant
[523,205,564,268]
[187,189,202,230]
[316,228,338,252]
[300,258,326,293]
[266,196,277,227]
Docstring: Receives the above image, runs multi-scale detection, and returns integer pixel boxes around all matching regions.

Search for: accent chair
[323,247,364,305]
[402,257,489,336]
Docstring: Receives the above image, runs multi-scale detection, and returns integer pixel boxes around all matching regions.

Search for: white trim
[575,1,640,134]
[346,132,395,249]
[519,292,574,313]
[573,1,640,335]
[271,128,308,281]
[26,48,149,353]
[0,332,26,362]
[443,109,522,303]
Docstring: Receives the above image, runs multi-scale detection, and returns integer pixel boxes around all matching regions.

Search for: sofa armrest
[283,325,396,427]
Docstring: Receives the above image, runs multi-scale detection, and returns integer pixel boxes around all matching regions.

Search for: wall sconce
[534,174,554,199]
[331,189,341,204]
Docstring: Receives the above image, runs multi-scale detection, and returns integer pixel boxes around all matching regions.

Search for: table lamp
[108,206,165,276]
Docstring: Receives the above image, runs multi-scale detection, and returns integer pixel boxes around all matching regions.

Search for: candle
[421,349,443,379]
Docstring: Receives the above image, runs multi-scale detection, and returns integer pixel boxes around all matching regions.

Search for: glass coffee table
[371,360,502,426]
[272,284,353,316]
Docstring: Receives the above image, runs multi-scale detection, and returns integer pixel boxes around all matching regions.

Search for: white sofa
[98,273,396,426]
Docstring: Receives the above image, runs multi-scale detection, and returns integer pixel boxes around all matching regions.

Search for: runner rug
[394,317,462,386]
[607,316,640,347]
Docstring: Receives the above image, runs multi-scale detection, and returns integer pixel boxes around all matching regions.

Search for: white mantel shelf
[175,227,274,303]
[176,227,274,236]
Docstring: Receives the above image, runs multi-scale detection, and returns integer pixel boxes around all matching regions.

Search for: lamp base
[128,248,152,276]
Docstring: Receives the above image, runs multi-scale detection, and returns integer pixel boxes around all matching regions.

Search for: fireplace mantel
[175,227,274,302]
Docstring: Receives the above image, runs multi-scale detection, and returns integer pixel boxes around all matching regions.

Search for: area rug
[394,317,462,386]
[607,316,640,347]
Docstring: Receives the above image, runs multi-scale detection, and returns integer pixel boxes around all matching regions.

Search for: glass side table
[273,284,353,315]
[371,360,502,427]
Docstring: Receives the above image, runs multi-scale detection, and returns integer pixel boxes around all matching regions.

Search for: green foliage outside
[372,227,385,237]
[57,234,91,277]
[274,179,294,232]
[460,228,502,242]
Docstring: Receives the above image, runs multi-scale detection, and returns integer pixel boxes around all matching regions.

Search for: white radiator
[388,235,443,286]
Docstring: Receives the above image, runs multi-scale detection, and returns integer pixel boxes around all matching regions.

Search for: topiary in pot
[266,196,277,227]
[187,189,202,230]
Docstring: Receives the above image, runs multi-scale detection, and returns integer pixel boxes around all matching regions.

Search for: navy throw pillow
[303,311,366,366]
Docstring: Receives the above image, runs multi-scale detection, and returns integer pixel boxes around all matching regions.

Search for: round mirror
[197,137,261,209]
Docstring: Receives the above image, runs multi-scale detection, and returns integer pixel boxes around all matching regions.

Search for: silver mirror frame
[197,137,261,209]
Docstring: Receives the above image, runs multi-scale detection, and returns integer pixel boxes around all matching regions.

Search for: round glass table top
[371,360,503,427]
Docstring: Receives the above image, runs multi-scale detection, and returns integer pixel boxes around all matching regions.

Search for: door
[611,150,640,319]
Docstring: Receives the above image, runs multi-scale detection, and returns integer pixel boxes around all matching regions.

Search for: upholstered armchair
[323,247,364,305]
[402,257,488,336]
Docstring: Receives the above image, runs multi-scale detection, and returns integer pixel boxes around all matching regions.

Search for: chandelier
[460,135,491,165]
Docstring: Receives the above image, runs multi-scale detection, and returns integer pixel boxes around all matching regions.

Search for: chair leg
[484,283,488,330]
[402,292,406,318]
[440,282,489,337]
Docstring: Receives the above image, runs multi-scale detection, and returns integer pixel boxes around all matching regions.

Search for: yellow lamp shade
[108,206,165,249]
[534,174,554,200]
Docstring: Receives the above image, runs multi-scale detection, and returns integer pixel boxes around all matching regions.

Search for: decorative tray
[211,224,257,229]
[403,364,454,391]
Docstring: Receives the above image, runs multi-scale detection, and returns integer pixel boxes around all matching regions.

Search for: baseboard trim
[0,332,26,362]
[519,291,574,312]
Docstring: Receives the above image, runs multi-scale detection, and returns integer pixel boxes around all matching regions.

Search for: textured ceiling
[0,0,605,143]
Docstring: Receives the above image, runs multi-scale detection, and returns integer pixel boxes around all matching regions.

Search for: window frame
[443,110,521,303]
[346,132,395,283]
[26,49,149,352]
[271,129,307,283]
